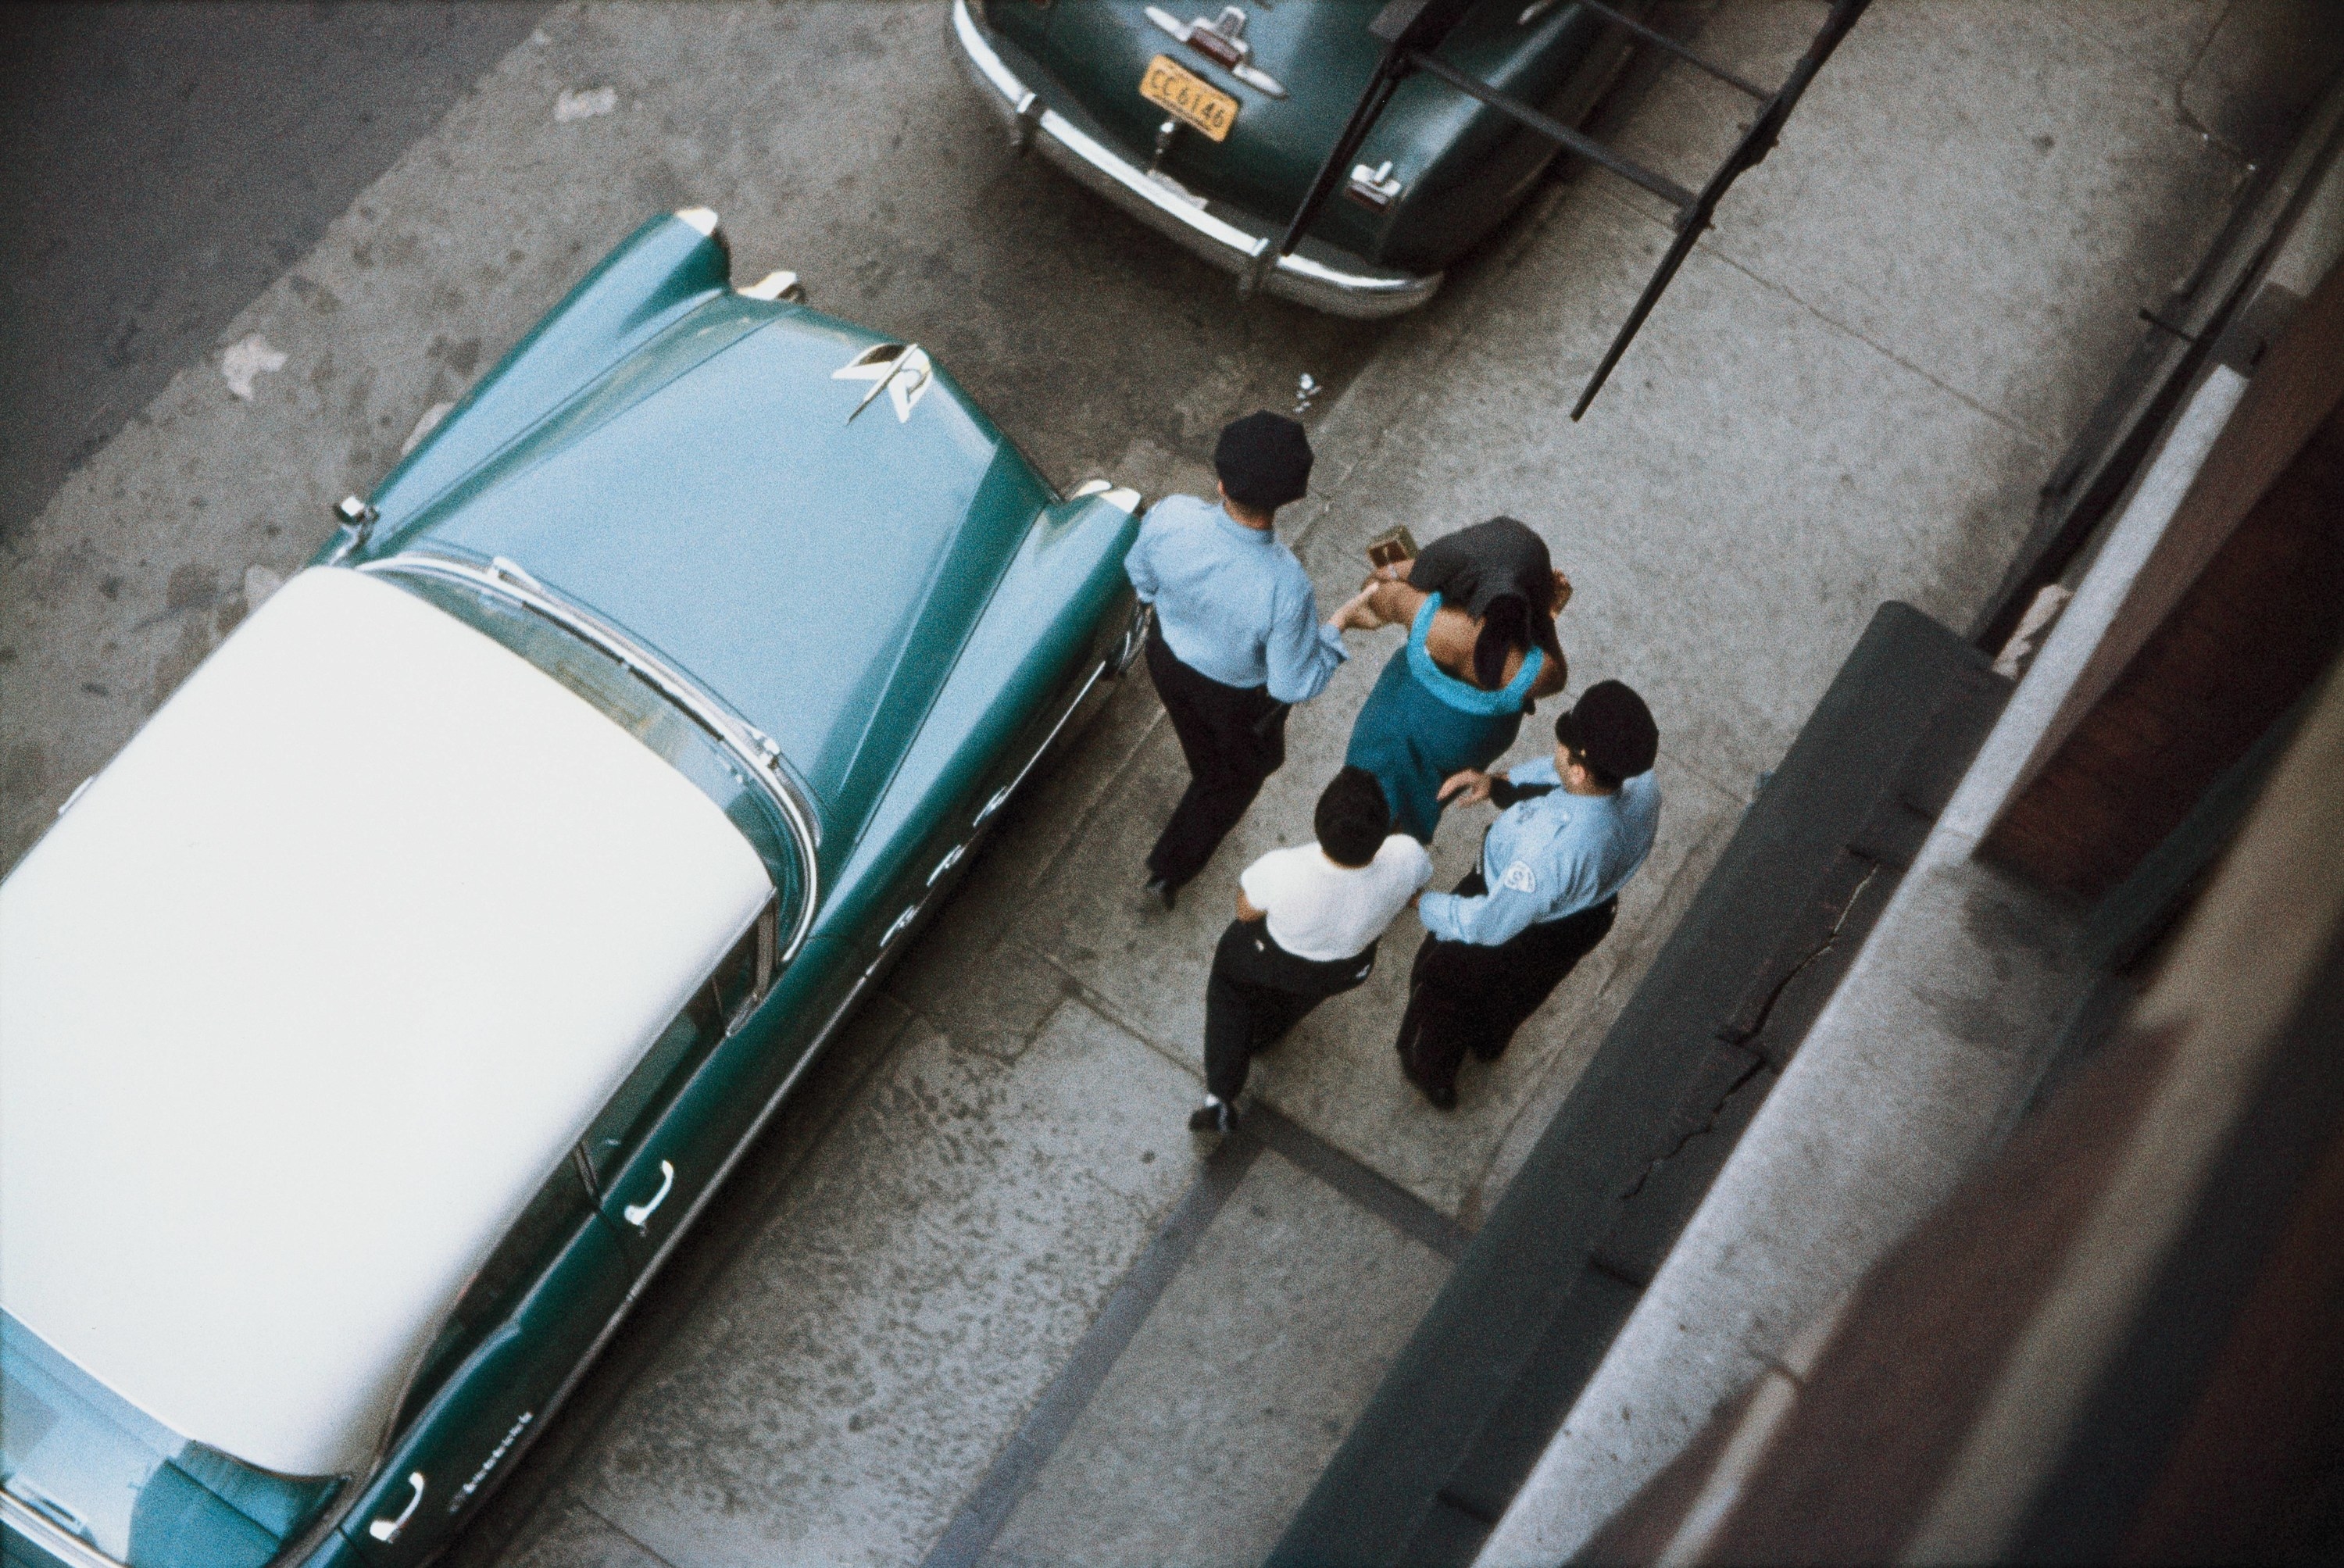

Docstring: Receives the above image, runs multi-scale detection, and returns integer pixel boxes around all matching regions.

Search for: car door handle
[367,1473,425,1542]
[925,843,967,887]
[622,1160,674,1231]
[881,904,918,948]
[972,784,1014,827]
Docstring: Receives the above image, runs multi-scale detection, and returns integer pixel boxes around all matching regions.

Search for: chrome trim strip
[1068,477,1144,513]
[357,554,821,963]
[975,655,1109,827]
[1112,599,1155,676]
[0,1494,120,1568]
[949,0,1441,319]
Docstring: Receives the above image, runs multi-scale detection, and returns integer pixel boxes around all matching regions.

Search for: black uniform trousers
[1145,629,1288,890]
[1395,868,1617,1104]
[1205,919,1377,1102]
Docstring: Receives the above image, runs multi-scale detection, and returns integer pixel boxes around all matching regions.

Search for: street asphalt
[0,3,2299,1565]
[0,2,548,551]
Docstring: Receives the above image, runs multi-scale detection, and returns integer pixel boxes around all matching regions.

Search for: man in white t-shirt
[1191,766,1435,1133]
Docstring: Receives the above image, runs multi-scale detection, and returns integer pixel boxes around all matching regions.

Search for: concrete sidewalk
[0,3,2272,1565]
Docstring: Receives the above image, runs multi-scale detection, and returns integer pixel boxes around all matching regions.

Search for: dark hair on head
[1473,594,1533,690]
[1552,710,1624,791]
[1315,766,1392,868]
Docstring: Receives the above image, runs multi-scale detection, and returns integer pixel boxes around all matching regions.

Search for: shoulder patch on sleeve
[1499,860,1538,895]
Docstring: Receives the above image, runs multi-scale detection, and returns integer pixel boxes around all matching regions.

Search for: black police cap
[1569,680,1658,780]
[1215,411,1313,512]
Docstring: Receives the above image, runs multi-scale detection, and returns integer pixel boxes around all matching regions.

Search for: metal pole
[1270,48,1410,266]
[1403,48,1699,212]
[1574,0,1772,100]
[1270,0,1476,266]
[1570,0,1872,419]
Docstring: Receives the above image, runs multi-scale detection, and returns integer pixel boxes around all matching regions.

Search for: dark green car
[952,0,1642,315]
[0,209,1144,1568]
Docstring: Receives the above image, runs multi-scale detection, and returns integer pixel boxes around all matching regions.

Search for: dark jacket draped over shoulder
[1409,516,1560,658]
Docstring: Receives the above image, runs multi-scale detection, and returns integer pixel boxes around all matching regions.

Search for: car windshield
[380,566,800,891]
[2,1313,341,1568]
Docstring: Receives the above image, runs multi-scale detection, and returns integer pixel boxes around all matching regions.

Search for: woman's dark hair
[1473,593,1533,690]
[1552,711,1624,791]
[1315,766,1392,868]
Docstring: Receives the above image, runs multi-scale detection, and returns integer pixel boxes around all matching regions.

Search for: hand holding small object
[1331,583,1388,632]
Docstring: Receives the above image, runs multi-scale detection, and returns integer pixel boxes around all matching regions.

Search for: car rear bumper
[949,0,1440,320]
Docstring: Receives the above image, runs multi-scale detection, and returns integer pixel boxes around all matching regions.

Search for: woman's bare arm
[1531,642,1569,698]
[1360,574,1425,628]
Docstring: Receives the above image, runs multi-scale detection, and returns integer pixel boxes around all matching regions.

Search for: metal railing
[1273,0,1873,418]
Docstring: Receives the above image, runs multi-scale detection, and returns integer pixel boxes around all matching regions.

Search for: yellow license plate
[1140,54,1238,142]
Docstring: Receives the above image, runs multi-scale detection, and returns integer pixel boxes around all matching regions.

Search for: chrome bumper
[949,0,1440,320]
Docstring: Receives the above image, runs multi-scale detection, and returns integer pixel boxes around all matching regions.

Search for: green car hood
[375,293,1052,833]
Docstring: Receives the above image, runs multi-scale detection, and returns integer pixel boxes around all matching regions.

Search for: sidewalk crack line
[917,1134,1262,1568]
[1245,1103,1473,1261]
[1586,182,2045,444]
[573,1497,684,1568]
[1617,859,1881,1202]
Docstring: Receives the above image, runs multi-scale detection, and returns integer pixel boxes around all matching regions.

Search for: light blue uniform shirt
[1418,759,1662,947]
[1124,494,1347,704]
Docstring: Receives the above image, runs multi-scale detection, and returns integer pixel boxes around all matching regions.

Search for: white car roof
[0,567,770,1477]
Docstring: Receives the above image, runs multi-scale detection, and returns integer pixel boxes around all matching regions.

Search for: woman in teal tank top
[1345,588,1567,843]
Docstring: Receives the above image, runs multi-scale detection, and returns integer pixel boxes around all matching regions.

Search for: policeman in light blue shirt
[1395,681,1662,1107]
[1126,412,1371,908]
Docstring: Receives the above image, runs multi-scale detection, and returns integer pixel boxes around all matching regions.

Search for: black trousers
[1145,630,1288,889]
[1396,870,1617,1102]
[1205,920,1377,1102]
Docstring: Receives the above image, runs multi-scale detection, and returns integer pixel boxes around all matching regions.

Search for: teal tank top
[1345,595,1542,843]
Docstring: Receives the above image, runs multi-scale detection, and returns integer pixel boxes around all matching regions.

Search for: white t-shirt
[1238,834,1435,963]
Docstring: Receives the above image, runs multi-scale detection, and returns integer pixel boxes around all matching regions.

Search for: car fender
[367,212,736,530]
[820,490,1142,935]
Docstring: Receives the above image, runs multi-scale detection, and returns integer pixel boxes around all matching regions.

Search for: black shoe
[1396,1046,1459,1110]
[1144,876,1177,912]
[1468,1035,1510,1063]
[1188,1100,1238,1134]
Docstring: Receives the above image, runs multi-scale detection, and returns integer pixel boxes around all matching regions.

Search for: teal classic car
[0,209,1145,1568]
[952,0,1645,316]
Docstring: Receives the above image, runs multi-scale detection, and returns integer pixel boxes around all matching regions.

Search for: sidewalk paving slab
[501,1498,668,1568]
[981,1149,1452,1568]
[1022,702,1748,1222]
[1603,0,2242,443]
